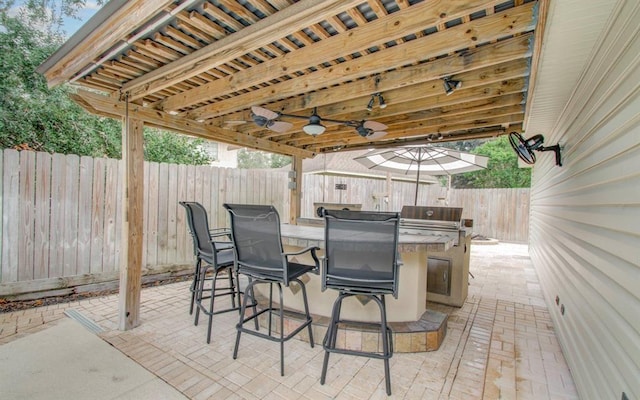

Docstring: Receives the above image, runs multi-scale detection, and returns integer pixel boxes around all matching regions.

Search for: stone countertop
[280,223,455,252]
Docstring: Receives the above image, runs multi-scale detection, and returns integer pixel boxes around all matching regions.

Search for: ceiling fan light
[303,122,325,135]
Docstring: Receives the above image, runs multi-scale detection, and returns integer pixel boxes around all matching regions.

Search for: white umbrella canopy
[354,145,489,205]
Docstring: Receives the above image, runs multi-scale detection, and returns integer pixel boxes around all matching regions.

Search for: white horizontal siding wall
[529,1,640,399]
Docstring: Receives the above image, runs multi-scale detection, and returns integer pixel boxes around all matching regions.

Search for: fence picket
[102,158,118,272]
[76,156,93,275]
[176,164,189,261]
[90,157,106,274]
[157,162,169,265]
[33,153,52,279]
[63,155,80,276]
[166,163,178,265]
[49,153,66,278]
[2,150,20,282]
[18,151,36,281]
[146,162,159,267]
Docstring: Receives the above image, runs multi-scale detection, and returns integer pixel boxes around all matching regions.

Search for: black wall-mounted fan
[509,132,562,166]
[250,106,388,139]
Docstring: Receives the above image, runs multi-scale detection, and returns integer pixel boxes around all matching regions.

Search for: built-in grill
[400,206,472,307]
[400,206,464,242]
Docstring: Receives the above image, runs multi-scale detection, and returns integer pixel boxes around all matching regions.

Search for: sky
[7,0,101,37]
[60,1,101,36]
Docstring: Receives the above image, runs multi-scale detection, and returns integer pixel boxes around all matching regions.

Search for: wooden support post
[289,156,303,225]
[118,114,144,331]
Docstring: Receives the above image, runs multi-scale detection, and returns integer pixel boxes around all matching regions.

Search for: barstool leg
[278,282,285,376]
[189,260,201,315]
[379,295,391,396]
[297,278,314,347]
[205,268,221,344]
[194,263,207,326]
[268,283,274,336]
[321,293,344,385]
[228,271,237,309]
[234,279,256,360]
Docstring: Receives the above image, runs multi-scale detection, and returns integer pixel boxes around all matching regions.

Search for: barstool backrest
[224,204,286,281]
[322,210,401,298]
[180,201,217,260]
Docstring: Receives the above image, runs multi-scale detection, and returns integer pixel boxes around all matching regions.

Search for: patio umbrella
[354,145,489,205]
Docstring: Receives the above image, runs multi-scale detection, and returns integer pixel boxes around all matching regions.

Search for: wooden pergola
[37,0,547,330]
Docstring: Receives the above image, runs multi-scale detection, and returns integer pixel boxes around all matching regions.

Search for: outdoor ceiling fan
[509,132,562,166]
[250,106,388,139]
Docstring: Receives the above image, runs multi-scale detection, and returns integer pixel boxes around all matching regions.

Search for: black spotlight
[366,95,375,111]
[443,76,462,95]
[377,93,387,109]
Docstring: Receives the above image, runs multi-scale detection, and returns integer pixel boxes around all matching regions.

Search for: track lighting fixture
[443,76,462,95]
[427,134,434,141]
[366,95,375,111]
[437,133,444,140]
[366,92,388,110]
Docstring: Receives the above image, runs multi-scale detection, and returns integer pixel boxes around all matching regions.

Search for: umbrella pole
[414,159,421,206]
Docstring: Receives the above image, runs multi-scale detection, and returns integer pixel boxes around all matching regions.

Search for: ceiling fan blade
[363,120,387,131]
[251,106,279,120]
[267,120,293,133]
[367,131,387,140]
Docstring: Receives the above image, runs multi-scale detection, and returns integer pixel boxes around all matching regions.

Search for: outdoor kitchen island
[253,223,457,352]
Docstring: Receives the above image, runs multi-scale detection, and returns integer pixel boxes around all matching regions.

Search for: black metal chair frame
[320,209,401,396]
[179,201,240,344]
[224,203,320,376]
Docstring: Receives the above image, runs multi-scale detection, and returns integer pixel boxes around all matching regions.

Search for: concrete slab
[0,318,187,400]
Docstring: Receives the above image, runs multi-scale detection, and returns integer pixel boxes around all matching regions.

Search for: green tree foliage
[453,136,531,188]
[270,153,292,168]
[144,129,212,165]
[0,10,121,157]
[237,149,291,169]
[0,7,212,165]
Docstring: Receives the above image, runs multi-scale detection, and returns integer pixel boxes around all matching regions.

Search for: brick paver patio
[0,243,578,399]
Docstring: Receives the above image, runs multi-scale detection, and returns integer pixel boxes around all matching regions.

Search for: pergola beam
[39,0,175,87]
[71,90,315,158]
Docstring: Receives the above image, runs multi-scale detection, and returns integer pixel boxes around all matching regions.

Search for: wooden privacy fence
[0,150,289,298]
[302,175,530,242]
[1,150,529,299]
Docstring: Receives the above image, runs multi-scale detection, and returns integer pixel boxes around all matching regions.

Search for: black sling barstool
[224,203,319,376]
[179,201,239,344]
[320,209,401,396]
